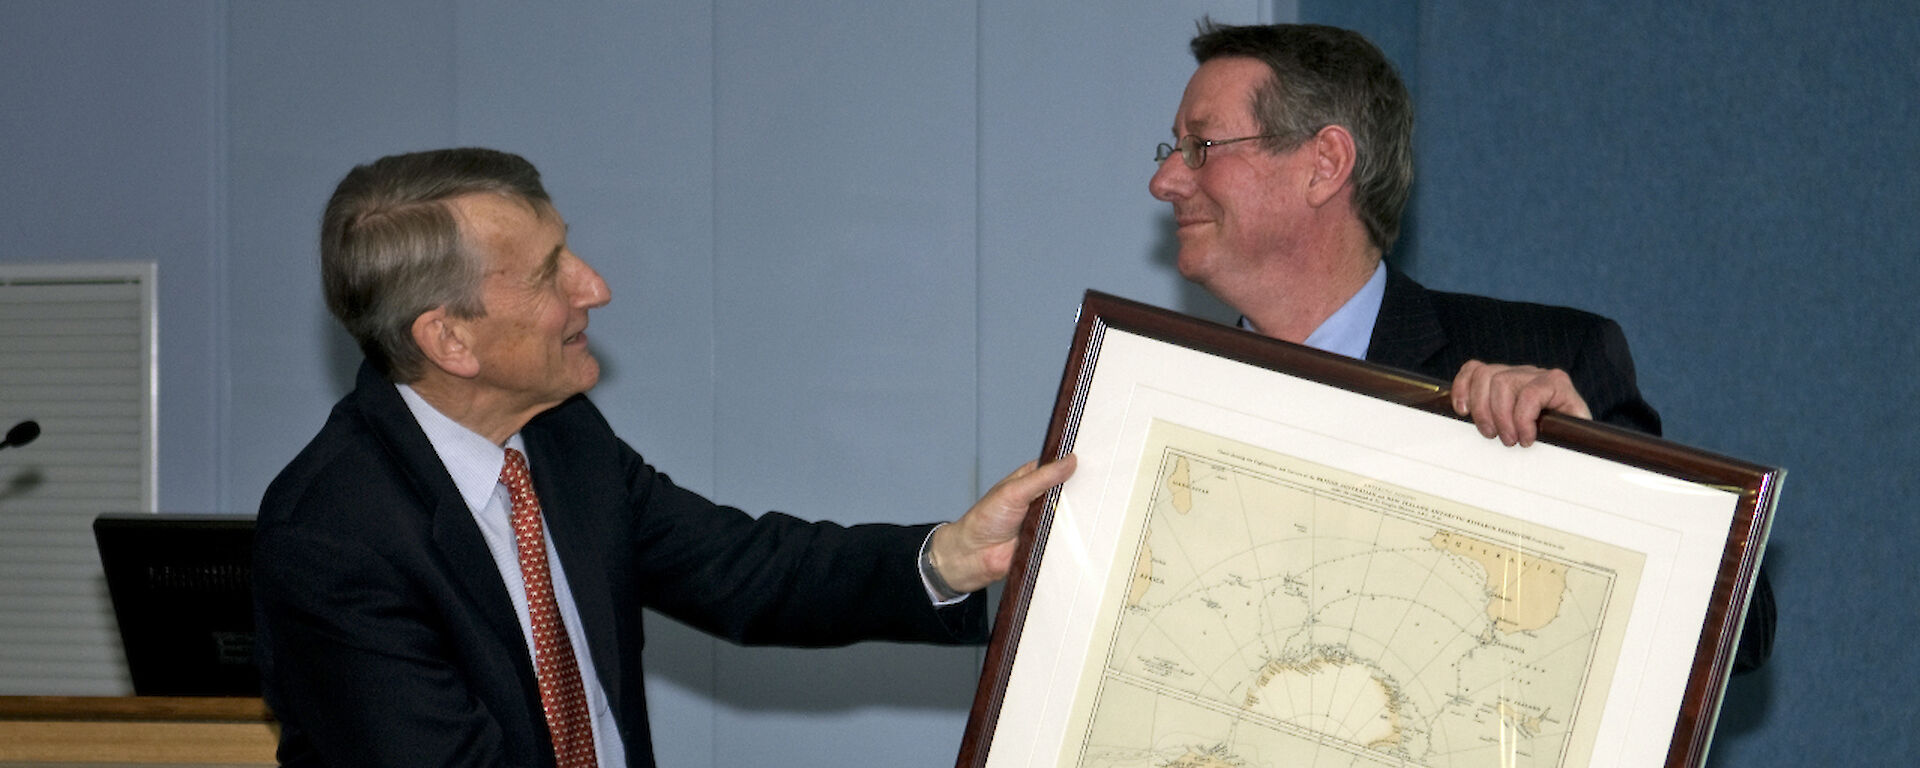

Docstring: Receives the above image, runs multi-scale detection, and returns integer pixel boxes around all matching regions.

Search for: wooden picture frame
[958,291,1778,768]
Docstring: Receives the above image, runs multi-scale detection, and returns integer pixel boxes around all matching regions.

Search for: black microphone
[0,420,39,451]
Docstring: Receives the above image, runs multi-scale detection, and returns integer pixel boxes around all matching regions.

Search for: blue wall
[0,1,225,507]
[1308,1,1920,764]
[3,0,1912,764]
[2,0,1259,765]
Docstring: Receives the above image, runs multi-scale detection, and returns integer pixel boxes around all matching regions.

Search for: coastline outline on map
[1055,418,1646,768]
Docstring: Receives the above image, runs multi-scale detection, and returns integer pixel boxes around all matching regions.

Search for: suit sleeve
[608,444,987,647]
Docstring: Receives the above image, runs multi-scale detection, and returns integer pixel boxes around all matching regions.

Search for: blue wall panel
[706,3,984,765]
[0,0,223,510]
[224,0,462,513]
[977,0,1264,478]
[1310,1,1920,763]
[6,0,1912,763]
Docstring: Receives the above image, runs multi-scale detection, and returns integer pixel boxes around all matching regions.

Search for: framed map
[957,292,1779,768]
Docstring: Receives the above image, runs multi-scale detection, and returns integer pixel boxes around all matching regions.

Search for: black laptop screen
[92,513,259,696]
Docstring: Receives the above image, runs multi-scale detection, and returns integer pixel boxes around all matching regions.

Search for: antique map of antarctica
[1057,419,1645,768]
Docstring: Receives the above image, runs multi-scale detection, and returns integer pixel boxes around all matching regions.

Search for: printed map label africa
[1066,420,1643,768]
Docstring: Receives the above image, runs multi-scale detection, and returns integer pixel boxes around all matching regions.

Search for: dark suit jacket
[254,362,984,767]
[1366,266,1662,433]
[1361,267,1772,673]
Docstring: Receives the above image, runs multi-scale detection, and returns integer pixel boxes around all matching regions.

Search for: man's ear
[1304,124,1358,208]
[411,307,480,379]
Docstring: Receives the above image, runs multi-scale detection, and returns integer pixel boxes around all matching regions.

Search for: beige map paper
[1055,419,1645,768]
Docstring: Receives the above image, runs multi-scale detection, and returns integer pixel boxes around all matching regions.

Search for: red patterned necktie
[500,448,597,768]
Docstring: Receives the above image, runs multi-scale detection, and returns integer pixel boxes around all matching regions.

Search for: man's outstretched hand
[929,456,1077,594]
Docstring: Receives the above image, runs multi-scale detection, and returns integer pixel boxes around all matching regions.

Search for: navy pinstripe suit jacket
[1361,266,1771,673]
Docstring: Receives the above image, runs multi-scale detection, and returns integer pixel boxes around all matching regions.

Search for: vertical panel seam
[708,5,723,767]
[970,0,988,676]
[972,0,986,502]
[211,0,233,513]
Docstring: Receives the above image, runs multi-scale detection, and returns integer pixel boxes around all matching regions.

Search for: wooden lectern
[0,696,277,766]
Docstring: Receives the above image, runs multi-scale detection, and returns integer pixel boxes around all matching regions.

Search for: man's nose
[570,258,611,309]
[1148,154,1189,202]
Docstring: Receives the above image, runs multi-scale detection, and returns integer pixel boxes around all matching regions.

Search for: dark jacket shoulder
[1366,267,1662,436]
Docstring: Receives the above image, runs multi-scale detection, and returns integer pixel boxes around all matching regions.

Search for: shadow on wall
[644,611,982,714]
[1712,542,1781,741]
[321,306,360,397]
[0,467,44,502]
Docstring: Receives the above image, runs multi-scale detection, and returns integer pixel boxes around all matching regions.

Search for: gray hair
[319,148,550,381]
[1191,21,1414,255]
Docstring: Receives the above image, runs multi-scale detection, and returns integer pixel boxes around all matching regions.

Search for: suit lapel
[521,411,624,715]
[428,499,534,670]
[349,363,534,672]
[1365,266,1449,374]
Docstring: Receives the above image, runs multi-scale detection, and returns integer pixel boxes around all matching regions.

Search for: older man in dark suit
[1149,21,1768,670]
[253,148,1073,767]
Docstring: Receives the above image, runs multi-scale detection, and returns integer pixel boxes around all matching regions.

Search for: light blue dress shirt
[1243,261,1388,358]
[396,384,628,767]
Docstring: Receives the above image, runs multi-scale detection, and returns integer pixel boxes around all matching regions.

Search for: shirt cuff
[918,523,970,607]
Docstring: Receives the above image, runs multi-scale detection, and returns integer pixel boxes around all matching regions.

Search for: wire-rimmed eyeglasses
[1154,134,1279,169]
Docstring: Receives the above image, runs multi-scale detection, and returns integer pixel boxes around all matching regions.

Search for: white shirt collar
[395,383,525,514]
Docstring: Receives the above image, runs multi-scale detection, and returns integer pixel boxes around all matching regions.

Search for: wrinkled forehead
[448,192,565,269]
[452,190,556,225]
[1174,57,1271,137]
[452,191,561,232]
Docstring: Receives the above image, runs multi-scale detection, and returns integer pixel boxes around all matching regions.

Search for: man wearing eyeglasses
[1149,21,1769,672]
[1150,20,1655,444]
